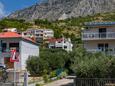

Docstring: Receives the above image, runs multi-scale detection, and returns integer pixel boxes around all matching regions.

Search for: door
[98,43,108,51]
[99,28,106,38]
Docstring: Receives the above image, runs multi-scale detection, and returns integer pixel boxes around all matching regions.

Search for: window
[64,46,67,49]
[36,34,39,36]
[58,41,61,43]
[98,43,108,51]
[2,43,7,52]
[99,28,106,38]
[24,33,27,35]
[9,43,19,52]
[51,46,55,48]
[40,34,43,36]
[56,47,62,49]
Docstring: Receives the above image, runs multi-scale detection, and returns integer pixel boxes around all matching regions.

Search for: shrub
[70,47,115,78]
[59,71,68,78]
[43,74,49,83]
[50,71,56,78]
[26,48,69,76]
[36,84,43,86]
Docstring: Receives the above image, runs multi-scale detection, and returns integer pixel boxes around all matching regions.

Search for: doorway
[99,28,106,38]
[98,43,108,51]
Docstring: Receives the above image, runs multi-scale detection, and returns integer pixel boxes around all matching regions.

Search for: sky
[0,0,42,18]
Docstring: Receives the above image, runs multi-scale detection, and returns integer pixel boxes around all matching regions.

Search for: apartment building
[22,28,54,43]
[82,22,115,55]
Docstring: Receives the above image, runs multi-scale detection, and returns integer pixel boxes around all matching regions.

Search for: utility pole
[24,70,28,86]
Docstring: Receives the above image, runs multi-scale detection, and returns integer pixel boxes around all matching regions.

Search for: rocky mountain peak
[8,0,115,21]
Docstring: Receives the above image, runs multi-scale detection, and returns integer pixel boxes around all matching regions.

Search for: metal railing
[75,78,115,86]
[82,32,115,40]
[87,49,115,55]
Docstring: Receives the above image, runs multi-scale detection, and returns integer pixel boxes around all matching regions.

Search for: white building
[48,38,73,51]
[82,22,115,55]
[22,28,54,43]
[0,32,39,70]
[3,28,17,32]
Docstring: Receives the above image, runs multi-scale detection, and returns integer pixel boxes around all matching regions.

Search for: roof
[48,38,64,43]
[0,32,36,44]
[84,22,115,27]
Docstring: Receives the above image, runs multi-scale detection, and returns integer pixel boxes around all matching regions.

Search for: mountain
[8,0,115,21]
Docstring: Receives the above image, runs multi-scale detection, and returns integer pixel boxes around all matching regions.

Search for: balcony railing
[87,49,115,55]
[82,32,115,40]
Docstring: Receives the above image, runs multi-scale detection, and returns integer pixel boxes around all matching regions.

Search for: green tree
[26,56,39,76]
[26,48,69,76]
[70,47,115,78]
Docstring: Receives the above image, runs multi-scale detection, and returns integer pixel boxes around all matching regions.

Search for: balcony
[87,49,115,55]
[82,32,115,40]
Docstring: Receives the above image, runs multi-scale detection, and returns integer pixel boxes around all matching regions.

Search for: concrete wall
[20,41,39,70]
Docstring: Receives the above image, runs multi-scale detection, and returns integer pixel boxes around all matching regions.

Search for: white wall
[20,41,39,70]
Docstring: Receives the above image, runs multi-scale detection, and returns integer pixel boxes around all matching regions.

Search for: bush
[50,71,56,78]
[59,71,68,78]
[26,56,39,76]
[36,84,43,86]
[43,74,49,83]
[70,47,115,78]
[26,48,69,76]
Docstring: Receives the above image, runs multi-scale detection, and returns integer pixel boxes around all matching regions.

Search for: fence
[75,78,115,86]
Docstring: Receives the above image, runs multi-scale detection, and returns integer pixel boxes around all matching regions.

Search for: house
[22,28,54,43]
[0,32,39,70]
[82,22,115,55]
[48,37,73,51]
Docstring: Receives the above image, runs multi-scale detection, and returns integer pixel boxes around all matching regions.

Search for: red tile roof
[0,32,21,38]
[48,38,63,43]
[0,32,36,44]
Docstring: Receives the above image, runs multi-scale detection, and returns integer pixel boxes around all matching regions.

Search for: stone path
[44,76,76,86]
[29,76,76,86]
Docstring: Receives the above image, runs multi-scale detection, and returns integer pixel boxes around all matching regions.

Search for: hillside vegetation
[0,12,115,41]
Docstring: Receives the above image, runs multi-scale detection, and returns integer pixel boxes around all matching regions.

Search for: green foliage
[49,71,56,78]
[43,74,49,83]
[26,56,39,76]
[35,19,51,27]
[26,48,69,76]
[27,46,115,78]
[0,18,32,31]
[36,83,43,86]
[70,47,115,78]
[58,71,68,78]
